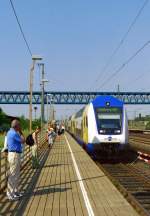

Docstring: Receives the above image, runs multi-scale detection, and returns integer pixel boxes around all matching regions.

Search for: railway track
[129,133,150,156]
[130,135,150,145]
[96,161,150,216]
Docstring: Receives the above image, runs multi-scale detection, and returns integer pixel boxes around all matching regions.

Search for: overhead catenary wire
[9,0,32,56]
[91,0,149,90]
[122,70,148,90]
[97,40,150,90]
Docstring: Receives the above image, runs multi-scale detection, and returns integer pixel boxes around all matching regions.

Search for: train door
[72,121,75,134]
[81,120,83,138]
[83,116,88,143]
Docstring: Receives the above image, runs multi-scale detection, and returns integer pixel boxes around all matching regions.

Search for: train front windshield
[95,107,122,135]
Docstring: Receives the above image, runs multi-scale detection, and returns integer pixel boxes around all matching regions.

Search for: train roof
[91,96,123,108]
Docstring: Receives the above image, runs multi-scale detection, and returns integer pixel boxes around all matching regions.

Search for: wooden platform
[0,133,139,216]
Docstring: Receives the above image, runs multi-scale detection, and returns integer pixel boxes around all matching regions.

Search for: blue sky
[0,0,150,119]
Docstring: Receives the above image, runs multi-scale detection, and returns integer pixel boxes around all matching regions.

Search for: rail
[0,129,47,192]
[97,162,150,216]
[129,129,150,134]
[129,132,150,155]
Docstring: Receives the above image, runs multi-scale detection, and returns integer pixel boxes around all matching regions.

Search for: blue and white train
[67,96,129,156]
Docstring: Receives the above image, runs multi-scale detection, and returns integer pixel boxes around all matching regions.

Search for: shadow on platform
[43,163,71,168]
[34,174,105,191]
[33,186,71,196]
[0,149,50,216]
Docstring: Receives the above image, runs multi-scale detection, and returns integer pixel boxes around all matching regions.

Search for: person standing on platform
[32,126,41,168]
[7,120,25,201]
[1,130,8,153]
[61,124,65,134]
[47,126,54,147]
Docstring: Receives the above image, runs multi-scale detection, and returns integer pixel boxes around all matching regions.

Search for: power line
[97,40,150,90]
[91,0,149,89]
[123,70,148,90]
[9,0,32,56]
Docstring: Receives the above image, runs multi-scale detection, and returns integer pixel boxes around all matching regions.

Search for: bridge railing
[0,129,47,192]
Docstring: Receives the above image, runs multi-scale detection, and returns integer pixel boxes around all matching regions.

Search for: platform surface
[0,133,139,216]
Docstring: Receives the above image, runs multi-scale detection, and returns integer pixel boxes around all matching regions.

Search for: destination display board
[96,107,122,113]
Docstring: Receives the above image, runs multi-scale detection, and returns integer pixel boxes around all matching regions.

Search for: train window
[95,107,122,134]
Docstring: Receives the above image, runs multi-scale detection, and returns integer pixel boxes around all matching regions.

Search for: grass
[0,134,5,149]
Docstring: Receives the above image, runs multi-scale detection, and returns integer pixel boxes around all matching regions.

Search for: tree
[20,115,29,130]
[0,108,10,131]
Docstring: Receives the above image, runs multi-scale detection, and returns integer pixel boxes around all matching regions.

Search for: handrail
[0,129,47,192]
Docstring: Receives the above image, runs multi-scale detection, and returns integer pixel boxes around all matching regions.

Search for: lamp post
[29,55,42,133]
[40,78,49,128]
[46,94,49,126]
[47,94,53,125]
[53,109,56,121]
[50,95,54,122]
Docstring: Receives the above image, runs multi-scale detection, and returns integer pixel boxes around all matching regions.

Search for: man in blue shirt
[7,119,25,201]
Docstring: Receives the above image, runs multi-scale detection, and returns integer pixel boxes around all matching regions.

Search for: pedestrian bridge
[0,91,150,104]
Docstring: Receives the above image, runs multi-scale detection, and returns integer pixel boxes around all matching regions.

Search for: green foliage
[0,108,43,149]
[32,119,41,130]
[146,121,150,130]
[0,134,5,149]
[0,107,41,134]
[0,108,10,131]
[18,115,41,132]
[135,115,150,121]
[18,115,41,131]
[128,120,146,130]
[19,115,41,132]
[20,115,29,130]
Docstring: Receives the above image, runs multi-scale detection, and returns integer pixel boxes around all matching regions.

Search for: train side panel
[82,105,89,144]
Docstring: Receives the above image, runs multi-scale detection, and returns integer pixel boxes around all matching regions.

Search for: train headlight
[100,129,105,133]
[106,102,110,107]
[115,129,121,134]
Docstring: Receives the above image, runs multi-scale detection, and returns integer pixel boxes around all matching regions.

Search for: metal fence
[0,130,47,192]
